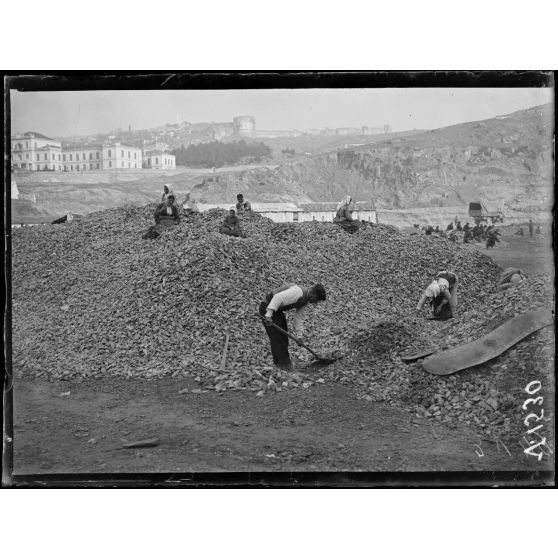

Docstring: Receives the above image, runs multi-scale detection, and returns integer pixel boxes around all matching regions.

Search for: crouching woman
[416,270,458,320]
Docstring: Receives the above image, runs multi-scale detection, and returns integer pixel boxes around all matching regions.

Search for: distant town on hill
[48,115,392,152]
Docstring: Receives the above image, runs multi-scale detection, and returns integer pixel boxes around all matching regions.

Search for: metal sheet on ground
[422,308,554,376]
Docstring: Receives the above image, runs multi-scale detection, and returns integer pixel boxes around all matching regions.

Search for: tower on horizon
[233,115,256,135]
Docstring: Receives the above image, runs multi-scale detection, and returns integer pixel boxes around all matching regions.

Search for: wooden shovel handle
[255,313,322,360]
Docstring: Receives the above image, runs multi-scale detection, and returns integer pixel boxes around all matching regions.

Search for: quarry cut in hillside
[11,204,554,444]
[193,104,553,211]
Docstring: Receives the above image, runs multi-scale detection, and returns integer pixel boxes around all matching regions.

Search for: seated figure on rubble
[236,193,252,213]
[219,208,244,237]
[154,194,181,227]
[416,270,458,320]
[333,195,359,234]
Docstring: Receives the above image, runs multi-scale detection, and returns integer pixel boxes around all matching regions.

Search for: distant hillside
[15,104,553,217]
[11,169,203,220]
[220,129,425,158]
[191,104,553,211]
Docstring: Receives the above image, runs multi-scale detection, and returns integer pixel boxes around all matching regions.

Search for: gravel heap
[12,204,553,440]
[329,275,554,443]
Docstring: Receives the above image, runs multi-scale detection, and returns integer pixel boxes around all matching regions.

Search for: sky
[9,88,553,139]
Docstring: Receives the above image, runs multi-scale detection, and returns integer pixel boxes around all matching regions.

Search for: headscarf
[424,280,441,299]
[162,184,174,200]
[424,278,449,298]
[336,195,353,211]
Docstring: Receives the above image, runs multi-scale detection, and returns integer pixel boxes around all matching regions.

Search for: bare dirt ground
[8,227,554,478]
[478,229,554,278]
[11,375,550,475]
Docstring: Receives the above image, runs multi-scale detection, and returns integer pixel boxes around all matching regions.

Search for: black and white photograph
[4,73,555,485]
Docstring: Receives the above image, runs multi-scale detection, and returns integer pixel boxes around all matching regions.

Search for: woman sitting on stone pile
[154,194,181,227]
[416,270,458,320]
[220,208,244,237]
[333,195,359,234]
[236,193,252,213]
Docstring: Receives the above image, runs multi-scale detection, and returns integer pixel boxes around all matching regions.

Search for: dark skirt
[431,294,453,320]
[220,225,243,237]
[334,220,359,234]
[158,215,178,227]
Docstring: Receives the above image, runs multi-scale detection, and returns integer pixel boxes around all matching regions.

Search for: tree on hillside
[172,140,271,168]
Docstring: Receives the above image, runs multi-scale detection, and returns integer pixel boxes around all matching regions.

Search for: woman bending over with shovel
[259,283,327,370]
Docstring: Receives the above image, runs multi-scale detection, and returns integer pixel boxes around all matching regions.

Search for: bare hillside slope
[194,104,553,210]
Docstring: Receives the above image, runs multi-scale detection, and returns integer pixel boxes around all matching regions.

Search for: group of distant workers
[516,219,540,238]
[420,220,501,248]
[147,187,371,240]
[417,217,541,249]
[143,184,254,239]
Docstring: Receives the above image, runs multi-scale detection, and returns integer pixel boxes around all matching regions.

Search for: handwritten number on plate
[525,381,541,395]
[524,409,544,427]
[522,396,543,411]
[523,438,547,461]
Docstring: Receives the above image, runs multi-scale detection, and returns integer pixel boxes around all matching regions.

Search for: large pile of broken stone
[12,204,552,441]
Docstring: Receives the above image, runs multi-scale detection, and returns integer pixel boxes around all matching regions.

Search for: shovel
[256,313,340,365]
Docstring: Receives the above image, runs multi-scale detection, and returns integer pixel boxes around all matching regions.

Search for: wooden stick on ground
[220,332,230,371]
